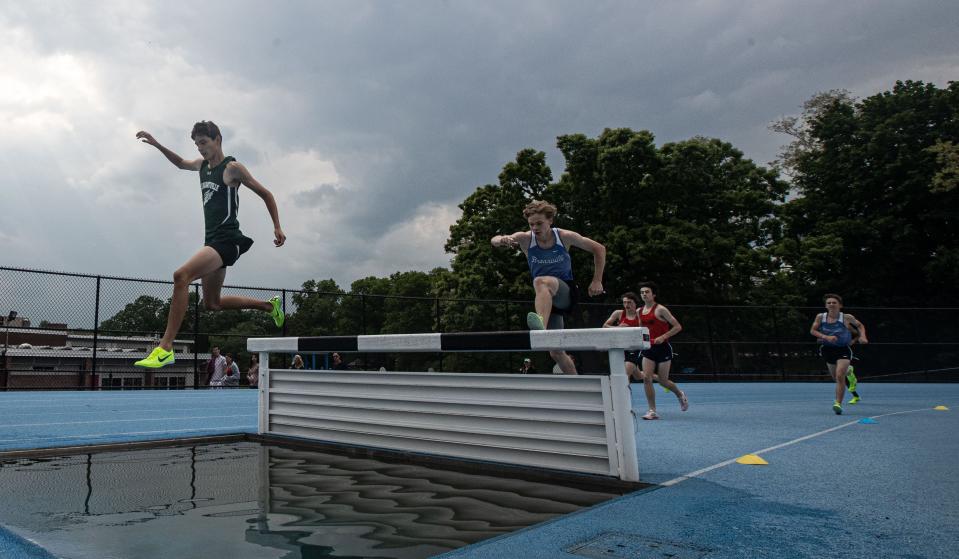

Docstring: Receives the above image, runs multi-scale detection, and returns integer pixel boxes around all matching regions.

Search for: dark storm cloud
[1,0,956,288]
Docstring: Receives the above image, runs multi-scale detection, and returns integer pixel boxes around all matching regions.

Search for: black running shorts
[208,236,254,268]
[820,345,852,365]
[640,342,674,364]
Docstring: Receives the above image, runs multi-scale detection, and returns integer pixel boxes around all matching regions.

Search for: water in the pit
[0,442,625,558]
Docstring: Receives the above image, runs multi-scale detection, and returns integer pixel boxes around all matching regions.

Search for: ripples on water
[0,442,622,558]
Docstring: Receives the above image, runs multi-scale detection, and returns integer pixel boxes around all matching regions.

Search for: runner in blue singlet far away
[491,200,606,374]
[810,293,869,415]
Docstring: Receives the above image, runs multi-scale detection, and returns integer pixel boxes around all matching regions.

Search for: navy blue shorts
[208,236,254,268]
[640,343,673,364]
[820,345,852,365]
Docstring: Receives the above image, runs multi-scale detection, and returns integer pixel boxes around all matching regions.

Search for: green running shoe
[134,346,175,368]
[526,312,545,330]
[846,366,858,392]
[270,295,285,328]
[849,395,861,404]
[833,401,843,415]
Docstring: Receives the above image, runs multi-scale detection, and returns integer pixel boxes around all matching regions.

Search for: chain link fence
[2,266,957,390]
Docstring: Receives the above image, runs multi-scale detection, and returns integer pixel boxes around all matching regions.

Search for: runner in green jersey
[133,121,286,369]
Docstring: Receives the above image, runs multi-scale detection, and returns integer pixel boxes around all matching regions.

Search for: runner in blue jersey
[491,200,606,374]
[132,122,287,369]
[810,293,869,414]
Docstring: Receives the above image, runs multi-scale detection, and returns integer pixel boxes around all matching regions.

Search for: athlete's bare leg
[158,247,223,350]
[641,357,658,411]
[550,350,577,374]
[201,268,272,312]
[830,360,850,404]
[532,276,558,326]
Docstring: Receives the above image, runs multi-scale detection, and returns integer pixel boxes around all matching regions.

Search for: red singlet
[618,312,640,327]
[640,303,670,339]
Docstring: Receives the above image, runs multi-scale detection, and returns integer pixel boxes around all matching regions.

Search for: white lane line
[0,426,257,444]
[659,407,933,487]
[1,414,256,428]
[0,395,255,405]
[2,405,251,418]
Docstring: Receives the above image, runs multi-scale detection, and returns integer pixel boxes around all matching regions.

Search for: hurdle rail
[248,327,650,482]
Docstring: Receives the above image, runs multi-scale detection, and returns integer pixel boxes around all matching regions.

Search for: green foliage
[289,279,344,336]
[442,128,787,312]
[773,80,959,305]
[100,295,168,334]
[94,80,956,376]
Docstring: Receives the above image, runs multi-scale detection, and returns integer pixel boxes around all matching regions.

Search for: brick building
[1,315,208,389]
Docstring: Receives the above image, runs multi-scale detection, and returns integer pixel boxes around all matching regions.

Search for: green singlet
[199,156,245,244]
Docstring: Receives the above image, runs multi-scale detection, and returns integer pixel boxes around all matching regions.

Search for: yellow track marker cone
[934,405,949,411]
[736,454,768,465]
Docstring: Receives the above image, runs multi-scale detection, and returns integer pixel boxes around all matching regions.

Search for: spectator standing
[247,354,259,388]
[207,346,227,387]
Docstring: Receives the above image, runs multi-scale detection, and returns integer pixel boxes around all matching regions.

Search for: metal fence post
[361,294,367,335]
[281,289,288,337]
[772,307,786,381]
[912,309,929,382]
[504,301,511,372]
[705,305,718,380]
[436,297,444,371]
[91,276,101,388]
[193,283,200,389]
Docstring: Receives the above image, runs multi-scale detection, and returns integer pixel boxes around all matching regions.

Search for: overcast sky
[2,0,957,293]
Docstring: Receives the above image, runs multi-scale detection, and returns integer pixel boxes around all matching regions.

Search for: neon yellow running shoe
[846,366,858,392]
[849,396,861,404]
[270,295,285,328]
[526,312,545,330]
[134,346,175,368]
[833,401,843,415]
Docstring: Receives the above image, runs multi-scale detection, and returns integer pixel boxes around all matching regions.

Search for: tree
[772,80,959,305]
[547,129,787,305]
[442,149,553,336]
[338,276,391,335]
[288,279,343,337]
[100,295,168,334]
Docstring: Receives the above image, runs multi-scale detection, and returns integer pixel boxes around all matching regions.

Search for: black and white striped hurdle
[248,328,650,482]
[249,327,650,354]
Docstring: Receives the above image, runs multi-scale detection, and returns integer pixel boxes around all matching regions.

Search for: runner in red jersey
[603,292,643,382]
[636,282,687,420]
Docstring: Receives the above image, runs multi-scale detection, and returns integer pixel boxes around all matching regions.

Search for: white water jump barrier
[248,327,650,482]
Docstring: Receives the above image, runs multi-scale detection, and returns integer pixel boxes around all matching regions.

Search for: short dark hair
[621,292,640,305]
[638,281,658,296]
[191,121,222,141]
[823,293,843,305]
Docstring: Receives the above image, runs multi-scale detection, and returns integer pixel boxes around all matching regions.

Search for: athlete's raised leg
[528,276,558,330]
[201,268,271,312]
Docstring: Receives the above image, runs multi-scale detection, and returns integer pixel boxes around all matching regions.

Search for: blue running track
[1,383,957,558]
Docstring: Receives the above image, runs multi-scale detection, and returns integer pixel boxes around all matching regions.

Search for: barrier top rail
[247,327,650,353]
